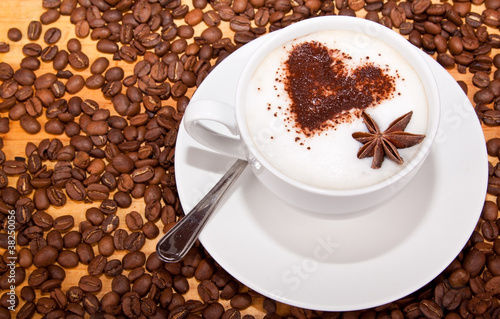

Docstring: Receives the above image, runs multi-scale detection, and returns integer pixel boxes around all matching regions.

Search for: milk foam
[244,30,429,190]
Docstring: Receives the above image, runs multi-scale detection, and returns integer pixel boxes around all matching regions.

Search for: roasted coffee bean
[40,8,60,24]
[203,302,225,319]
[50,216,73,233]
[46,230,63,251]
[483,8,500,27]
[101,214,119,234]
[14,68,37,86]
[75,243,94,266]
[221,280,239,300]
[57,250,79,268]
[111,276,130,299]
[483,220,500,240]
[63,231,82,249]
[17,301,36,319]
[86,207,104,226]
[20,286,36,304]
[43,118,63,135]
[97,235,115,257]
[66,74,86,94]
[198,279,219,303]
[0,42,9,53]
[126,211,143,230]
[121,292,141,318]
[27,20,42,40]
[28,267,49,287]
[125,266,143,283]
[112,153,135,173]
[82,226,104,244]
[74,19,90,38]
[8,27,22,42]
[79,275,102,293]
[68,50,90,69]
[113,228,128,251]
[0,63,13,82]
[44,27,62,44]
[47,187,68,207]
[124,231,146,251]
[122,251,146,269]
[231,293,252,310]
[131,165,154,182]
[131,273,153,297]
[463,249,486,276]
[87,183,110,200]
[88,255,107,276]
[3,160,27,175]
[473,71,491,88]
[33,245,58,268]
[19,115,41,134]
[36,297,58,314]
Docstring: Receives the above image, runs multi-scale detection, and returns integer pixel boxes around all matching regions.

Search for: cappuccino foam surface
[244,30,429,190]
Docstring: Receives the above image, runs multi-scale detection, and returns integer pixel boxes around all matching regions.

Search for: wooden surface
[0,0,498,317]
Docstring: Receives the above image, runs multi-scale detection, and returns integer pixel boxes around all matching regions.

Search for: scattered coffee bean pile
[0,0,500,318]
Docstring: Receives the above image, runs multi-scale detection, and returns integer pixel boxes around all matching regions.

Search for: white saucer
[174,31,488,311]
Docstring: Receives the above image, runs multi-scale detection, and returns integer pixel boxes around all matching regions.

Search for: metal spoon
[156,159,248,263]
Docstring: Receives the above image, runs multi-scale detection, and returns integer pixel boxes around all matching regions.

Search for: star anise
[352,111,426,169]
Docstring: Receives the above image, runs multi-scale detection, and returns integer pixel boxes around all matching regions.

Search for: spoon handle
[156,159,248,263]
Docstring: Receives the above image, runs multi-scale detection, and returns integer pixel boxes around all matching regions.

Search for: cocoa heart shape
[283,41,397,136]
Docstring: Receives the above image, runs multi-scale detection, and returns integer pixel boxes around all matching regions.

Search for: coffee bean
[8,28,22,42]
[111,274,130,296]
[82,226,104,244]
[76,243,94,265]
[62,231,82,249]
[124,231,146,251]
[111,153,134,173]
[65,178,87,201]
[97,235,115,257]
[26,21,42,41]
[68,51,90,69]
[473,71,491,88]
[483,220,500,240]
[221,280,239,300]
[57,250,79,268]
[102,259,122,278]
[463,249,486,277]
[204,302,225,319]
[230,293,252,310]
[87,183,110,201]
[197,279,218,303]
[47,187,68,207]
[33,245,58,268]
[101,214,119,234]
[40,8,60,24]
[122,292,142,318]
[44,27,62,44]
[75,20,90,38]
[88,255,107,276]
[125,211,143,230]
[28,268,49,287]
[66,74,86,94]
[79,275,102,293]
[122,251,146,269]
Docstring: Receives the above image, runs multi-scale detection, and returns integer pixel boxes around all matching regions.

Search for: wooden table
[0,0,497,317]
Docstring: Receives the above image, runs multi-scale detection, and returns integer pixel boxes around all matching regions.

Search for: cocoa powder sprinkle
[281,41,397,136]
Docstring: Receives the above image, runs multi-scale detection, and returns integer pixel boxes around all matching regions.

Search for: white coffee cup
[183,16,440,214]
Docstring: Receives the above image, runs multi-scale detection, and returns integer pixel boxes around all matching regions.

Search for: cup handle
[183,99,247,160]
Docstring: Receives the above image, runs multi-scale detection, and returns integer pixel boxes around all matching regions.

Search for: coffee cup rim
[236,16,441,196]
